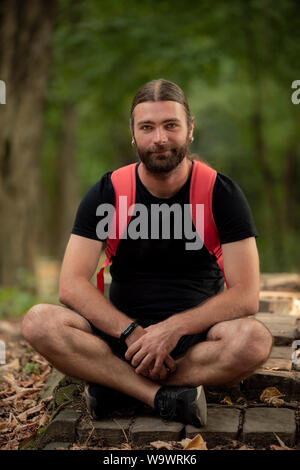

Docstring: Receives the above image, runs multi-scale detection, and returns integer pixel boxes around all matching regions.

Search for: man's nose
[153,127,167,145]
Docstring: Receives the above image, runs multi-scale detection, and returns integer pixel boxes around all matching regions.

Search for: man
[22,79,273,428]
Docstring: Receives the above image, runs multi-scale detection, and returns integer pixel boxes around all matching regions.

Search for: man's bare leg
[21,304,160,408]
[160,317,273,388]
[22,305,273,408]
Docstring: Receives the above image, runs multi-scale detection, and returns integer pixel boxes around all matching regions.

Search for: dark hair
[130,79,193,134]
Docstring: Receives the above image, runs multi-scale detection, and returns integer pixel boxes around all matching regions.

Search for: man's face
[132,101,193,174]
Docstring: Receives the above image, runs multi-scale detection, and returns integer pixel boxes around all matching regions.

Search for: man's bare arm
[58,234,137,338]
[59,234,177,378]
[163,236,260,335]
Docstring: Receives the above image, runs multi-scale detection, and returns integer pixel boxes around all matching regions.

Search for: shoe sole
[194,385,207,426]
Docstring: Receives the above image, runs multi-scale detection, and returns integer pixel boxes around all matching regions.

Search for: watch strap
[120,321,139,343]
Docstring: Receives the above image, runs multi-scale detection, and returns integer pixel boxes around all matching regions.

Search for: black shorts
[88,317,208,362]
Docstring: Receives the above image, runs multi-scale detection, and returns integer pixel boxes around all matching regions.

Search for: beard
[135,137,190,174]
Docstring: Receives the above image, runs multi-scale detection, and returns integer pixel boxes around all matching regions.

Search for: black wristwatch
[120,321,139,344]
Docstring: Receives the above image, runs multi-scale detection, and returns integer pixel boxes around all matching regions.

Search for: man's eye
[166,123,177,129]
[141,125,152,130]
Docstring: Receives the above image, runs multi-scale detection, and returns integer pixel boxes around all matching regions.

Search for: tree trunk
[55,103,79,259]
[0,0,56,285]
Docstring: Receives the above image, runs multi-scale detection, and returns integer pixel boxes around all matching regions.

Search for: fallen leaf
[0,358,20,375]
[183,434,207,450]
[150,440,174,450]
[179,438,192,448]
[220,396,233,405]
[238,445,254,450]
[268,397,285,407]
[1,373,18,387]
[260,387,285,404]
[38,412,50,427]
[0,438,19,450]
[120,442,132,450]
[18,403,45,423]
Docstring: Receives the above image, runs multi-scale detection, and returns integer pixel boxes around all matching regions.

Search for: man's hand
[124,322,179,380]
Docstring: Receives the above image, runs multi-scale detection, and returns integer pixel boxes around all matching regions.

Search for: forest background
[0,0,299,317]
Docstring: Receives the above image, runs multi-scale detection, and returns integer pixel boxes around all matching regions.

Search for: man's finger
[130,349,148,368]
[125,340,142,361]
[135,354,154,374]
[150,356,165,377]
[164,355,177,372]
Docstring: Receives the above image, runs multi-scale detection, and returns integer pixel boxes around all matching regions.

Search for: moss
[55,384,79,406]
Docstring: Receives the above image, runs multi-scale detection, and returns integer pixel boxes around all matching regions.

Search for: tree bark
[0,0,56,285]
[55,103,79,258]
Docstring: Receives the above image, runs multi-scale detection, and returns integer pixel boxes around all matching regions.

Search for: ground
[1,272,300,451]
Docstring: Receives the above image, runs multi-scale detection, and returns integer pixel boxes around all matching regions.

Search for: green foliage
[24,361,42,376]
[0,287,40,319]
[40,0,300,272]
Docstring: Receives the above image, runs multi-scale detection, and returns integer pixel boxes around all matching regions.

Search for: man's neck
[138,157,193,199]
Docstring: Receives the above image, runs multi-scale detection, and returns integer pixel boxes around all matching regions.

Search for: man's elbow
[58,285,70,305]
[244,294,260,316]
[58,280,75,305]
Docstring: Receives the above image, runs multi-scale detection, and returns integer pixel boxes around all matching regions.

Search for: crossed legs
[21,303,273,408]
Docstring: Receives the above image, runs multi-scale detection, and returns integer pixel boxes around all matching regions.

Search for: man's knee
[228,317,273,371]
[22,303,61,347]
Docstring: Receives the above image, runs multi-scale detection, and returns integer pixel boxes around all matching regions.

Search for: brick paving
[29,275,300,449]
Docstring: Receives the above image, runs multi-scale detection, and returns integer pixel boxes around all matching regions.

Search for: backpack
[96,159,227,293]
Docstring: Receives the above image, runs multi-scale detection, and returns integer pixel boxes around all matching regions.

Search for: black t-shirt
[72,162,258,322]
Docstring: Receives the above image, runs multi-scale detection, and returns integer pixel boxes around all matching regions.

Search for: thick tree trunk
[0,0,56,285]
[55,103,79,258]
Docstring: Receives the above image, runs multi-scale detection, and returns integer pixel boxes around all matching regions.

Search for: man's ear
[189,117,195,141]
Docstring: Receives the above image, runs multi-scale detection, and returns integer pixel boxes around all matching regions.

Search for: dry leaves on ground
[260,387,285,407]
[183,434,207,450]
[0,327,52,450]
[220,396,233,406]
[150,441,175,450]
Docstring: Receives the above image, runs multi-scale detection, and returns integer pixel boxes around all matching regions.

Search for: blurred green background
[0,0,299,317]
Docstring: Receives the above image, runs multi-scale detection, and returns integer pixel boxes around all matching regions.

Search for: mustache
[148,145,172,153]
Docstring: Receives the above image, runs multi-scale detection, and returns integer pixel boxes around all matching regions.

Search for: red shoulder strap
[190,160,228,286]
[96,163,137,293]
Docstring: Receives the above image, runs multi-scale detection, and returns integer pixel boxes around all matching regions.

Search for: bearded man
[22,79,273,428]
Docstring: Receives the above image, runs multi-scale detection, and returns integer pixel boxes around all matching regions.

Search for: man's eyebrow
[137,118,181,125]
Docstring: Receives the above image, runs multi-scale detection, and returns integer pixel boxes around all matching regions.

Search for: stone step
[241,369,300,400]
[260,273,300,292]
[259,298,292,315]
[270,346,293,360]
[242,407,296,447]
[71,405,297,449]
[254,313,299,346]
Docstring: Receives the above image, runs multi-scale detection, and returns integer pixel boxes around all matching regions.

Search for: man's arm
[125,237,260,375]
[59,234,139,338]
[164,236,260,335]
[59,234,177,379]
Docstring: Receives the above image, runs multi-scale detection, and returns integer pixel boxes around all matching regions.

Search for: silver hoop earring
[190,136,194,143]
[131,138,135,146]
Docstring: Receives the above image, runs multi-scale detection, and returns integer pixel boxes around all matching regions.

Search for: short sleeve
[212,173,259,244]
[71,172,114,242]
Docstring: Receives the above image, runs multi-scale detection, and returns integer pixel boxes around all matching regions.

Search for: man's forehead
[133,101,186,124]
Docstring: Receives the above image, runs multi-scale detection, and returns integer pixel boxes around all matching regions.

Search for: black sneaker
[84,383,140,420]
[84,383,114,419]
[154,385,207,428]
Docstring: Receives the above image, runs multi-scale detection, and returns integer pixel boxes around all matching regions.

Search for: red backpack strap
[190,160,228,287]
[96,163,137,293]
